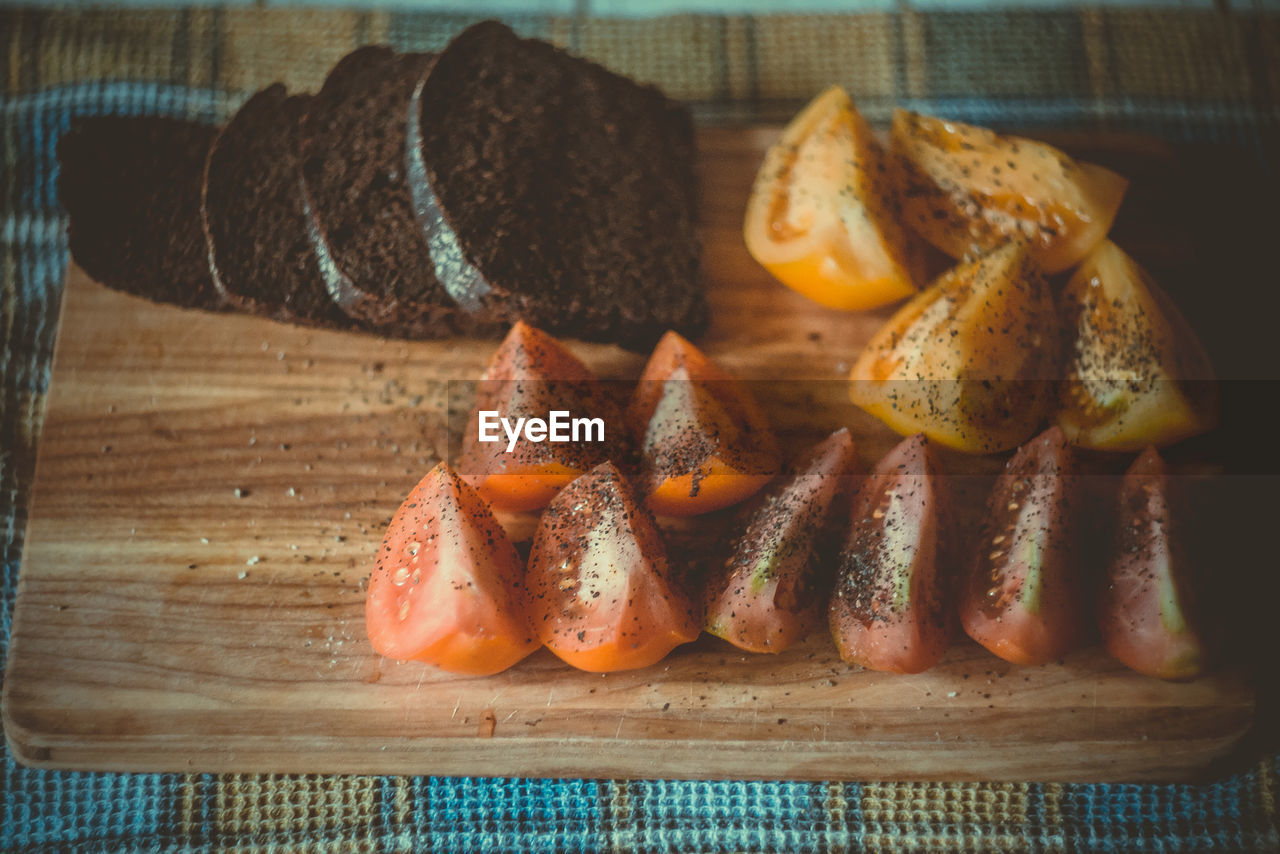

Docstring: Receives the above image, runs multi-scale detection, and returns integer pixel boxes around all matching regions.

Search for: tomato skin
[365,463,538,675]
[1056,241,1218,452]
[704,428,857,653]
[849,242,1060,455]
[891,110,1128,274]
[630,332,778,517]
[744,87,919,311]
[527,461,700,672]
[828,434,952,674]
[459,321,626,512]
[1098,447,1208,680]
[960,426,1087,665]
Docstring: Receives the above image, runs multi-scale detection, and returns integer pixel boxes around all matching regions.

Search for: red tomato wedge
[630,331,778,516]
[891,110,1128,273]
[743,86,919,310]
[960,426,1087,665]
[704,428,857,653]
[1098,447,1208,680]
[458,321,625,512]
[527,461,700,672]
[1056,240,1218,452]
[829,434,952,673]
[365,462,538,675]
[849,242,1060,454]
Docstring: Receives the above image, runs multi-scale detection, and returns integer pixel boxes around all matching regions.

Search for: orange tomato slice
[527,462,700,672]
[365,462,538,675]
[458,321,625,512]
[849,242,1059,454]
[1056,241,1218,451]
[704,428,857,653]
[828,434,952,674]
[1098,447,1208,680]
[892,109,1128,273]
[744,86,919,311]
[630,332,778,516]
[959,426,1087,665]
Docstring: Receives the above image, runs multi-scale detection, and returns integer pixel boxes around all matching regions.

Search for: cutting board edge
[3,721,1256,783]
[5,732,1254,783]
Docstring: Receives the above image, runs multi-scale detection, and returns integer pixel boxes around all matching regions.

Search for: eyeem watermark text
[477,410,606,453]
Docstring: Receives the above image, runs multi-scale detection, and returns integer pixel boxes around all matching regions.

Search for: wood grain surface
[2,126,1255,780]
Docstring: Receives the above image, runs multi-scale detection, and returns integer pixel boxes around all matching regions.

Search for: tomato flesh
[705,428,857,653]
[829,434,952,673]
[744,87,918,310]
[365,463,538,675]
[459,321,625,511]
[849,242,1060,454]
[631,332,778,516]
[1098,447,1208,680]
[1056,240,1218,452]
[960,426,1086,665]
[892,110,1128,273]
[527,461,700,672]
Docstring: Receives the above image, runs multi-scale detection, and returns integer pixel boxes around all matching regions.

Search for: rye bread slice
[58,116,224,310]
[411,21,706,350]
[302,47,483,336]
[202,84,349,328]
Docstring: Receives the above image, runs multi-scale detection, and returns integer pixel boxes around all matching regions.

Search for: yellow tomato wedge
[744,86,919,311]
[892,110,1128,273]
[849,242,1059,454]
[1056,241,1218,451]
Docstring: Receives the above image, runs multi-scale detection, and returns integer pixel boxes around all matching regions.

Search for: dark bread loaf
[202,84,349,327]
[302,47,483,336]
[61,32,706,349]
[58,116,224,310]
[412,21,706,349]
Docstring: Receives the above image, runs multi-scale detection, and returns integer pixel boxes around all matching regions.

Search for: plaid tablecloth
[2,7,1279,852]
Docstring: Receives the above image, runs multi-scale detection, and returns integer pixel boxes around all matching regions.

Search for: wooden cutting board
[2,126,1256,781]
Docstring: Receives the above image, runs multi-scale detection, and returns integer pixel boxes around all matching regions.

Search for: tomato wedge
[1056,240,1218,452]
[630,331,778,516]
[744,86,919,310]
[829,434,952,673]
[960,426,1087,665]
[704,428,857,653]
[849,241,1060,454]
[527,461,700,672]
[1098,447,1208,680]
[365,462,538,675]
[891,109,1128,273]
[458,321,625,512]
[628,331,774,441]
